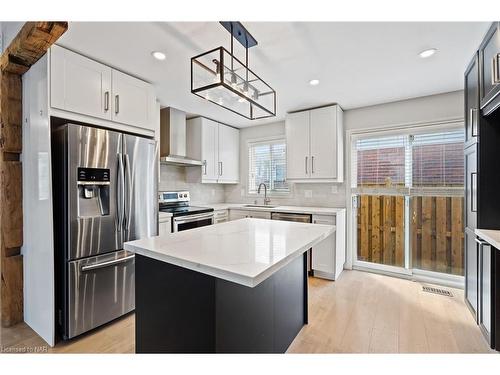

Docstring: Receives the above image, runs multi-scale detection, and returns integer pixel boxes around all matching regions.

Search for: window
[248,139,289,194]
[411,131,464,188]
[352,128,464,193]
[355,135,407,188]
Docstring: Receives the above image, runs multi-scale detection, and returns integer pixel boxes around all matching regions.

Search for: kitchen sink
[243,204,278,208]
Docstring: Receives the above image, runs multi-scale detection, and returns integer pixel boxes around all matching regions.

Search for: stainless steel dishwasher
[271,212,313,274]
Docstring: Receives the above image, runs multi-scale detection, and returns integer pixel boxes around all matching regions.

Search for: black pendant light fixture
[191,21,276,120]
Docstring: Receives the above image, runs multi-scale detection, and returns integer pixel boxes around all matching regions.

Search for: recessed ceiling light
[151,51,166,61]
[419,48,437,58]
[309,79,320,86]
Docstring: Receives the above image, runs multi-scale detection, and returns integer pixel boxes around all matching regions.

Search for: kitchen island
[124,218,335,353]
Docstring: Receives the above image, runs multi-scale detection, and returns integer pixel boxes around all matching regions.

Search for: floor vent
[422,285,453,297]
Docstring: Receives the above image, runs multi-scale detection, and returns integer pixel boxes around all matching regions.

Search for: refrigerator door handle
[117,154,125,232]
[81,254,135,272]
[124,153,132,232]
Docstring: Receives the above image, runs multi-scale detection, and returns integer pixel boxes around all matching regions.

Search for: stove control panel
[159,191,190,203]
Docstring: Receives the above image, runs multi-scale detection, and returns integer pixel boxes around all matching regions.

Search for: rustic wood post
[0,21,67,327]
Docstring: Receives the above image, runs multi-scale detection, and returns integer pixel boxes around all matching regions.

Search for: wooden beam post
[0,21,67,327]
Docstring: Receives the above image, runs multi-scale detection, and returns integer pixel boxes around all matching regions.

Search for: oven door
[173,212,214,232]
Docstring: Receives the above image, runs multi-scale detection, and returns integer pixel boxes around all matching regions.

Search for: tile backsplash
[224,182,347,208]
[159,165,225,203]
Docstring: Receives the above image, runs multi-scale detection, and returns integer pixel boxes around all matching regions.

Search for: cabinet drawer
[480,22,500,109]
[229,209,271,220]
[312,214,336,225]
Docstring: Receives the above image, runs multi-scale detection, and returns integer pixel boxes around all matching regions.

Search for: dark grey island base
[135,253,308,353]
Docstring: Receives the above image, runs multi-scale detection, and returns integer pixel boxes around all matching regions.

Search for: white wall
[0,22,23,53]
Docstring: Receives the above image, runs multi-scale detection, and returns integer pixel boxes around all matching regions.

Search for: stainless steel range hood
[159,107,202,166]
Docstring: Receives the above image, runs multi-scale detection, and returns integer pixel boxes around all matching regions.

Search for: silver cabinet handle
[492,53,500,85]
[219,161,223,176]
[470,108,478,137]
[471,172,477,213]
[305,156,308,174]
[311,156,315,174]
[81,254,134,272]
[115,94,120,115]
[203,160,207,175]
[104,91,110,112]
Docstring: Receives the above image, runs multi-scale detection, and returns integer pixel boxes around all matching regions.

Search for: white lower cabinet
[229,209,271,221]
[312,212,346,280]
[158,217,172,236]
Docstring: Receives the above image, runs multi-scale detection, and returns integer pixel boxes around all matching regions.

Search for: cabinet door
[479,242,492,339]
[112,70,154,129]
[201,118,219,182]
[286,111,310,179]
[158,220,171,236]
[465,54,479,145]
[465,145,477,230]
[50,45,112,120]
[480,22,500,108]
[218,124,239,183]
[310,106,337,179]
[229,209,251,221]
[312,215,335,275]
[465,229,479,320]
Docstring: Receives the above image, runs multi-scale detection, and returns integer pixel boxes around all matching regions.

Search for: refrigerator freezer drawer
[66,250,135,339]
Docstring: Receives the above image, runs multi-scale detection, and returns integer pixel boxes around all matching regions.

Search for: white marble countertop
[193,202,346,216]
[125,218,335,287]
[475,229,500,249]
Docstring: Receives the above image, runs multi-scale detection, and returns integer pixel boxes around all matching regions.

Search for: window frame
[246,136,292,197]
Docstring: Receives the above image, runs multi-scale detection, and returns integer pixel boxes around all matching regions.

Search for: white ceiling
[56,22,490,128]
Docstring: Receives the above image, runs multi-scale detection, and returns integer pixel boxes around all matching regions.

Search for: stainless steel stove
[159,191,214,232]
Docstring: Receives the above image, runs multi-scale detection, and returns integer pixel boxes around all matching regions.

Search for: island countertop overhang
[124,218,335,287]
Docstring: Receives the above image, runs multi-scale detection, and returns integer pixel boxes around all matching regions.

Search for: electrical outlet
[305,190,313,198]
[331,185,338,194]
[211,189,216,197]
[241,188,245,197]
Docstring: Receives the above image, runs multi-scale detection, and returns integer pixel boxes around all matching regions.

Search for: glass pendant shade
[191,47,276,120]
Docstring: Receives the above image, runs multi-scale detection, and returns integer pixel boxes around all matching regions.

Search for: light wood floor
[0,270,494,354]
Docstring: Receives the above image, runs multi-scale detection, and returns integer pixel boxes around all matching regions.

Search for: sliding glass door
[351,125,465,278]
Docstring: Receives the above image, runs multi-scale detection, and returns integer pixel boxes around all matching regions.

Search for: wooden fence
[356,195,464,275]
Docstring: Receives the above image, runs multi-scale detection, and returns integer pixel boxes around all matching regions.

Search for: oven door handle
[173,213,214,224]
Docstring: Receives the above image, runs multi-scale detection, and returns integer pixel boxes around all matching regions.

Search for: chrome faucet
[257,183,271,205]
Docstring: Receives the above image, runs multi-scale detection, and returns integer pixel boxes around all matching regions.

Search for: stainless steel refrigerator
[52,123,157,340]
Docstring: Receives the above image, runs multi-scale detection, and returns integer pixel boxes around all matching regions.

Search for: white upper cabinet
[50,45,156,132]
[286,111,310,180]
[50,44,112,120]
[186,117,239,184]
[111,70,155,129]
[218,124,239,183]
[285,105,344,182]
[201,118,219,182]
